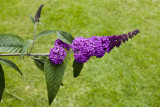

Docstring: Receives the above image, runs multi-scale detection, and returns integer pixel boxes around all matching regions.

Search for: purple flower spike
[54,39,71,51]
[70,29,140,63]
[49,46,66,65]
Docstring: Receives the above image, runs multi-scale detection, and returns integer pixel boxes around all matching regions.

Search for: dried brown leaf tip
[35,4,44,22]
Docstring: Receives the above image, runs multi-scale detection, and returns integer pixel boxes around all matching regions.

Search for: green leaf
[35,30,56,40]
[33,56,47,71]
[0,58,22,75]
[0,64,5,102]
[56,31,74,44]
[44,59,65,105]
[29,14,35,24]
[0,34,24,53]
[73,59,83,78]
[20,39,33,59]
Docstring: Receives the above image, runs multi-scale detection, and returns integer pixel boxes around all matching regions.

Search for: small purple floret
[49,46,66,65]
[54,39,70,51]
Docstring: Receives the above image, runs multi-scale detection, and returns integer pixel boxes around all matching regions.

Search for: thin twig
[0,51,73,56]
[29,23,37,53]
[0,53,49,56]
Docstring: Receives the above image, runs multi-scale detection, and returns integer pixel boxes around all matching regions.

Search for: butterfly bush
[49,46,66,65]
[50,29,140,64]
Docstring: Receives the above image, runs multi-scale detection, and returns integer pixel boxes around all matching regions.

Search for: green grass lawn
[0,0,160,106]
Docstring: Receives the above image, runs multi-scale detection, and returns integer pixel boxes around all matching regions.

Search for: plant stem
[0,51,73,56]
[0,53,49,56]
[29,23,37,53]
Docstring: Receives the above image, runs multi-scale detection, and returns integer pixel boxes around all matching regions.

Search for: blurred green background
[0,0,160,107]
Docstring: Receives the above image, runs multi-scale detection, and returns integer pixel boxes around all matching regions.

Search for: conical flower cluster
[71,29,140,63]
[49,29,140,64]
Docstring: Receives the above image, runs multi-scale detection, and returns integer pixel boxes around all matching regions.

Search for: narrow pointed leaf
[73,59,83,78]
[0,58,22,75]
[0,34,24,53]
[20,39,33,59]
[33,56,47,71]
[56,31,74,44]
[35,30,56,40]
[0,64,5,102]
[44,59,65,105]
[29,14,35,24]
